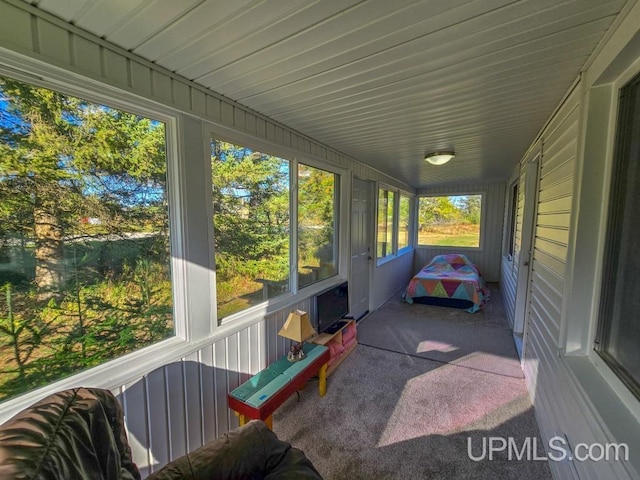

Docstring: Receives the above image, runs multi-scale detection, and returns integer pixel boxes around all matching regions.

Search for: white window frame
[376,185,414,266]
[207,126,348,330]
[0,58,195,414]
[416,192,485,251]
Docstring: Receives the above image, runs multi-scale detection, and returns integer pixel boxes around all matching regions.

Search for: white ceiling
[26,0,627,188]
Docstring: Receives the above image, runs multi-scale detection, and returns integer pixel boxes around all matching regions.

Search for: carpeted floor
[273,285,552,479]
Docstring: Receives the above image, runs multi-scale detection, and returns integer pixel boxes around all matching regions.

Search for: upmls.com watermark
[467,436,629,462]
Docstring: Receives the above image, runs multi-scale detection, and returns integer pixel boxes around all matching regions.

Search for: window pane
[398,194,411,250]
[418,195,482,247]
[596,74,640,397]
[0,75,173,402]
[298,164,338,288]
[377,189,395,259]
[212,141,290,319]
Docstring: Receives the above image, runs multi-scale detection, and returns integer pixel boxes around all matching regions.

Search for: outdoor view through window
[212,140,290,320]
[212,140,339,320]
[0,75,173,402]
[297,164,337,288]
[418,195,482,247]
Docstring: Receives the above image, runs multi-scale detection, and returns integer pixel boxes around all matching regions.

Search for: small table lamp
[278,310,316,362]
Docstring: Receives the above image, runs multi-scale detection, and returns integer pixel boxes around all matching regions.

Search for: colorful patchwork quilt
[404,254,490,313]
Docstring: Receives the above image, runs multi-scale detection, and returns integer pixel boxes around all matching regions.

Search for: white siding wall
[414,182,505,282]
[521,87,581,479]
[502,83,627,480]
[0,1,415,473]
[502,10,640,472]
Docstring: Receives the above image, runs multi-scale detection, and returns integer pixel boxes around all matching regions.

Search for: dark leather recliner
[0,387,322,479]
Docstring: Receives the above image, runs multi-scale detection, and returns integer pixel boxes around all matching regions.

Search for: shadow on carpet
[274,345,551,479]
[273,286,551,479]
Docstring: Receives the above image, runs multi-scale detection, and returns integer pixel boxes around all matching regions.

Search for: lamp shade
[278,310,316,342]
[424,151,455,165]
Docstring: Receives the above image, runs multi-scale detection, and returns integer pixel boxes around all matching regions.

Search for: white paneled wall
[116,297,312,477]
[414,182,505,282]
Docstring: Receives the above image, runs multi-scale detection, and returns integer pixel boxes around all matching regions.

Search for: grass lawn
[418,224,480,247]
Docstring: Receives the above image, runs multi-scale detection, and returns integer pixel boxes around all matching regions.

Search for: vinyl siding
[516,75,638,478]
[373,250,414,309]
[521,86,580,479]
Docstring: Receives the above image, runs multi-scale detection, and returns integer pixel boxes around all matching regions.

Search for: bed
[404,253,489,313]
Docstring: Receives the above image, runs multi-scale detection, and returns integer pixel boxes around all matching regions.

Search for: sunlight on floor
[377,365,531,447]
[416,339,459,354]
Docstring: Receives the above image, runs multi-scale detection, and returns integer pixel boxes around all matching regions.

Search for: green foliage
[211,141,291,317]
[298,165,336,268]
[418,195,482,230]
[0,75,173,401]
[212,141,289,266]
[0,253,173,401]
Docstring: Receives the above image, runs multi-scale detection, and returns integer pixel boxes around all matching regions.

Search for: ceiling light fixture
[424,150,455,166]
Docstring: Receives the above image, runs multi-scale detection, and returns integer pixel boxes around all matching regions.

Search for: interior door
[514,154,541,337]
[350,177,373,320]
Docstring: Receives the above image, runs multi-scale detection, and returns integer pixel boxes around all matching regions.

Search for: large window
[418,195,482,247]
[211,141,290,319]
[298,164,338,288]
[595,73,640,399]
[377,189,395,259]
[0,75,174,402]
[211,141,340,320]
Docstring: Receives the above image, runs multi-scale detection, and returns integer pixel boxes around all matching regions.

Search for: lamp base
[286,342,306,362]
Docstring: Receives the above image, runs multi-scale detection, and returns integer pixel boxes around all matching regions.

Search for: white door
[513,154,540,335]
[350,177,373,320]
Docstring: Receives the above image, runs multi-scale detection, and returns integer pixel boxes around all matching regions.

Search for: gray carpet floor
[273,286,552,479]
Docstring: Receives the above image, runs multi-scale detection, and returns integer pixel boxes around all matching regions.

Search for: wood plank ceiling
[25,0,627,188]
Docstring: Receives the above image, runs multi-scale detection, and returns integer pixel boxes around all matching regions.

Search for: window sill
[417,245,483,253]
[376,248,413,267]
[0,335,191,423]
[563,355,640,476]
[216,275,347,335]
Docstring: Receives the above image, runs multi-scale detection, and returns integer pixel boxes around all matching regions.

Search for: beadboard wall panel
[116,296,312,476]
[414,182,505,282]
